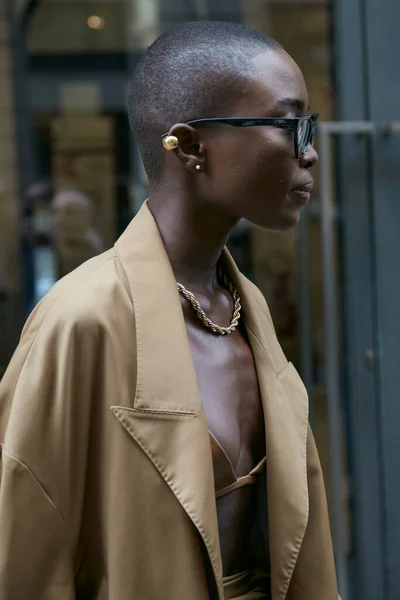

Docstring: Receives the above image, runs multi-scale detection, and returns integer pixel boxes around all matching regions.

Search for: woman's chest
[186,323,265,481]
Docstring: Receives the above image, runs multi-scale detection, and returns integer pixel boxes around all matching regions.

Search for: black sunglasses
[162,113,319,158]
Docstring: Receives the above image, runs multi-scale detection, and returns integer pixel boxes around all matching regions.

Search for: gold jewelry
[176,269,241,335]
[163,135,179,150]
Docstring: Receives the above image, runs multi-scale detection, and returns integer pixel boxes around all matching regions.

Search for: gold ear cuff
[162,135,179,150]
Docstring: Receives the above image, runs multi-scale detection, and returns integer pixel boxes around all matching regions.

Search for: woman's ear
[166,123,206,173]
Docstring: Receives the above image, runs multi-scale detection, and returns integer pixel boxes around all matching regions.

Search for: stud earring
[195,165,201,171]
[162,135,179,151]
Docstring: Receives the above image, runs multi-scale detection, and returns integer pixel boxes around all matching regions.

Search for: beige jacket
[0,203,339,600]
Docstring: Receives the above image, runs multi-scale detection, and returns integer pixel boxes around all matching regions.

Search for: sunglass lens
[310,120,317,145]
[297,117,309,156]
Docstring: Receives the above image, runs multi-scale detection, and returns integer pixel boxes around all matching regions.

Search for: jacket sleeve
[0,298,101,599]
[0,447,75,599]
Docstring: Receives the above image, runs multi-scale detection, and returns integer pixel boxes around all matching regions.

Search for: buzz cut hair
[127,20,282,185]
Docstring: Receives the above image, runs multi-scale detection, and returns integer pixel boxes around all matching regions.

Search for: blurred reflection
[23,181,54,247]
[23,181,55,307]
[52,189,104,278]
[23,184,104,307]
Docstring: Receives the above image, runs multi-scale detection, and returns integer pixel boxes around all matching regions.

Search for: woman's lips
[290,181,313,204]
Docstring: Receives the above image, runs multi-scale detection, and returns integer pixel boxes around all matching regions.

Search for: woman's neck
[148,191,238,293]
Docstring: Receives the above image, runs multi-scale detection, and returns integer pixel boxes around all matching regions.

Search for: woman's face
[197,49,318,230]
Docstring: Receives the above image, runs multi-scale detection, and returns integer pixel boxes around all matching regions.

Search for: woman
[0,21,339,600]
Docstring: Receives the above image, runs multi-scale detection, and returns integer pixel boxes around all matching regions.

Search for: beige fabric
[223,570,270,600]
[0,202,339,599]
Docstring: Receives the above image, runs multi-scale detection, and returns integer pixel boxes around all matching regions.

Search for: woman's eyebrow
[272,98,308,113]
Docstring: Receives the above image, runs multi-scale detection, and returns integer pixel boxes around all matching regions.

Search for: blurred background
[1,1,400,599]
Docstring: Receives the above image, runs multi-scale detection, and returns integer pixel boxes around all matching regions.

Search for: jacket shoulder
[0,248,137,442]
[23,248,131,337]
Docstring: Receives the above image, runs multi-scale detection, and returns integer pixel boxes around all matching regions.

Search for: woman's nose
[299,144,319,169]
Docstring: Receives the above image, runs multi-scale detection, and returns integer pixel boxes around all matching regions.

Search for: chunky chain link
[176,269,241,335]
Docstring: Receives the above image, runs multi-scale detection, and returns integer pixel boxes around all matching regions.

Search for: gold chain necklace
[176,269,242,335]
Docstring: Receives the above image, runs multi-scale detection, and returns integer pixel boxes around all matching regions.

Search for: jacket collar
[113,202,309,600]
[115,202,200,415]
[231,262,310,599]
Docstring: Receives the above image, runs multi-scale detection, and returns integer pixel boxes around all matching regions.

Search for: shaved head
[128,21,282,185]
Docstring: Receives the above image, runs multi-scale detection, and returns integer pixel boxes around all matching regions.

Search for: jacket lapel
[112,203,309,600]
[224,253,309,600]
[112,203,223,598]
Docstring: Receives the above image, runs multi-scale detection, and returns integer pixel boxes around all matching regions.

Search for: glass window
[10,4,350,588]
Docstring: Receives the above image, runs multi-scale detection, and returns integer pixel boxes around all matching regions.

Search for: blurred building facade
[1,1,400,599]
